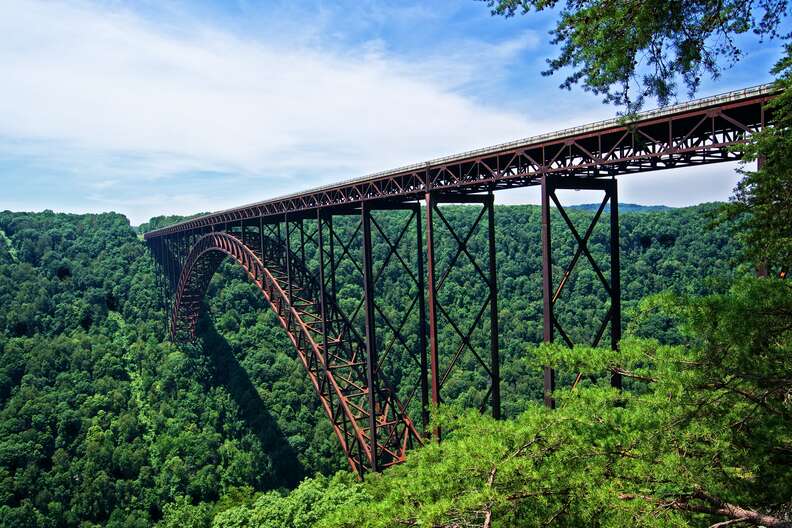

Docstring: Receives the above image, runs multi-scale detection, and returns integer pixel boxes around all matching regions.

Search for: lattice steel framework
[146,84,771,238]
[541,177,621,408]
[425,193,500,426]
[144,84,775,474]
[164,226,424,476]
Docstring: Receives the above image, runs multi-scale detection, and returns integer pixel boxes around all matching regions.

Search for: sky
[0,0,787,225]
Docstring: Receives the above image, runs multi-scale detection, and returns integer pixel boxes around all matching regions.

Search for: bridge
[144,84,774,477]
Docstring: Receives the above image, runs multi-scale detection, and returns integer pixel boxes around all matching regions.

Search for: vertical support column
[317,210,331,370]
[540,175,556,409]
[259,217,264,261]
[316,209,336,425]
[608,179,622,389]
[360,202,379,471]
[174,234,181,283]
[160,238,168,320]
[173,234,179,274]
[176,234,182,288]
[177,234,183,286]
[299,218,306,271]
[164,236,172,293]
[327,215,338,306]
[284,214,293,300]
[164,235,176,340]
[414,203,430,433]
[154,238,168,336]
[276,221,285,270]
[486,193,501,419]
[424,192,441,434]
[161,237,169,292]
[171,236,177,291]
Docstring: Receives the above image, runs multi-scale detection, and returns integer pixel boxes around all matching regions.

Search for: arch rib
[170,231,421,476]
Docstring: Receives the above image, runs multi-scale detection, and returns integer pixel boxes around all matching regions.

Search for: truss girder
[144,91,770,240]
[143,85,774,474]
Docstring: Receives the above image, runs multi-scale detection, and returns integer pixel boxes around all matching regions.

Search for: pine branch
[618,491,792,527]
[611,366,657,383]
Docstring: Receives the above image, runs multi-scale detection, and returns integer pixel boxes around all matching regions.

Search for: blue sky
[0,1,786,225]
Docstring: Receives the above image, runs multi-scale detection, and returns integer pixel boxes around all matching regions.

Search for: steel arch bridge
[145,84,775,477]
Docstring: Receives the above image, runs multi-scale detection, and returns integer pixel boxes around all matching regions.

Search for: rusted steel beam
[414,204,430,434]
[540,175,555,409]
[361,202,379,471]
[365,206,428,442]
[145,84,773,240]
[285,214,293,301]
[424,192,441,435]
[609,180,622,390]
[486,193,501,419]
[317,210,331,373]
[422,192,501,422]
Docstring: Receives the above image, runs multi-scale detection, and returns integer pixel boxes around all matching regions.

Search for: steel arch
[170,231,421,476]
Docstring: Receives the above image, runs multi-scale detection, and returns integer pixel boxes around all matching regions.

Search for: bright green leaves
[309,277,791,527]
[484,0,788,111]
[723,45,792,270]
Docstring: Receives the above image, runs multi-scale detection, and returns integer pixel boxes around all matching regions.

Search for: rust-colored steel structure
[145,84,774,475]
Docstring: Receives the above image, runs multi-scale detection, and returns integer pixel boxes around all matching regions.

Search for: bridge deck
[144,83,774,240]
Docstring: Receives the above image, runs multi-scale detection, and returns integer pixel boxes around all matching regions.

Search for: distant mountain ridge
[568,203,673,212]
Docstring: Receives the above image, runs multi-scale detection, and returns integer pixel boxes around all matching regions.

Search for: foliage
[0,204,756,526]
[484,0,789,110]
[156,278,790,528]
[722,45,792,270]
[317,278,792,527]
[1,4,788,525]
[0,211,304,527]
[208,473,369,528]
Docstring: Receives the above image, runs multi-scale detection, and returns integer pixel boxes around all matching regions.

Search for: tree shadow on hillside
[197,319,305,489]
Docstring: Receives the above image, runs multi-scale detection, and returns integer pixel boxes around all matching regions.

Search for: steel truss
[541,176,621,408]
[145,86,770,239]
[165,207,427,476]
[144,84,775,474]
[425,192,500,425]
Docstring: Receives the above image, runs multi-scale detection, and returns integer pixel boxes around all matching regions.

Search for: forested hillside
[0,204,770,527]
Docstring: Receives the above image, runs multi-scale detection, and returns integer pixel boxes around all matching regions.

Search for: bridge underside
[144,86,771,475]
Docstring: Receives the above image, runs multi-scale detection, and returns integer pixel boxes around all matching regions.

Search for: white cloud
[0,0,539,190]
[0,1,751,224]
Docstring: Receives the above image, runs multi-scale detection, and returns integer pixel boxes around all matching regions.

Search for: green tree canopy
[484,0,788,109]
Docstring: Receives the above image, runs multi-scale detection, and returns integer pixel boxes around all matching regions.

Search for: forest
[3,0,792,524]
[1,198,788,527]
